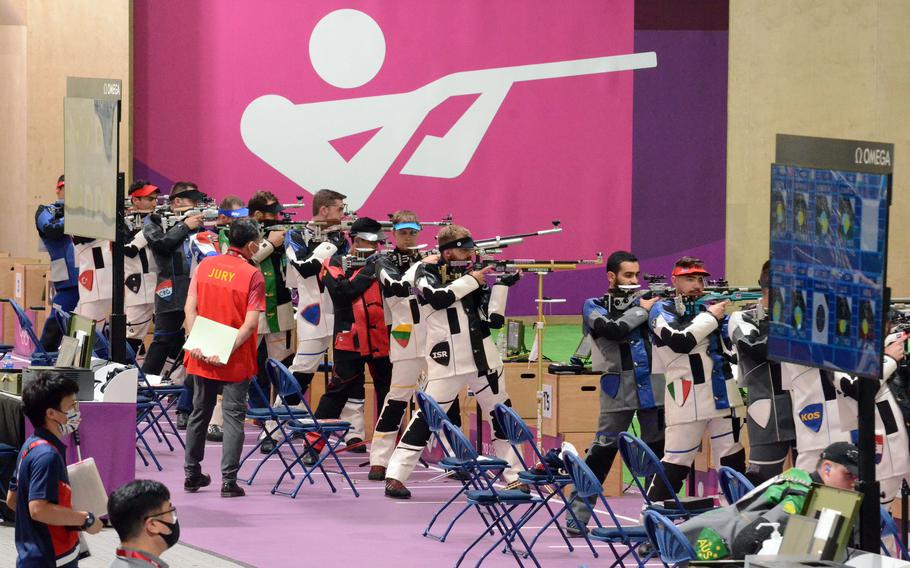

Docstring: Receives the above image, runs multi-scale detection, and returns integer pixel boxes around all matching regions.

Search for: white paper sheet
[183,316,239,363]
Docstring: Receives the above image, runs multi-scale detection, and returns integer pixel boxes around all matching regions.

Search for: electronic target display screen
[767,163,890,377]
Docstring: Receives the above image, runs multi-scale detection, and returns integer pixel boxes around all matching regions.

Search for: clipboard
[183,316,239,363]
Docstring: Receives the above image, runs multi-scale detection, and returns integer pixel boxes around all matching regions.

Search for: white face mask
[55,407,82,436]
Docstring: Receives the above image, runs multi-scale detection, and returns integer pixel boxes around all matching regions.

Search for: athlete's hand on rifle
[183,214,204,230]
[470,265,495,285]
[885,334,907,362]
[267,229,287,247]
[707,300,730,321]
[496,270,522,287]
[421,254,440,265]
[639,296,660,311]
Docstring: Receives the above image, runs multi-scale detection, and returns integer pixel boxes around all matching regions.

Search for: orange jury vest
[185,253,260,381]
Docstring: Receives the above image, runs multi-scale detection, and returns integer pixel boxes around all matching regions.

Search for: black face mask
[155,519,180,549]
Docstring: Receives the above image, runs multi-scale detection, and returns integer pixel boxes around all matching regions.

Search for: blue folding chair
[419,391,505,542]
[238,361,315,486]
[717,466,754,505]
[51,304,70,339]
[127,342,186,457]
[881,505,910,559]
[618,433,714,520]
[442,420,543,568]
[267,359,360,498]
[643,510,696,567]
[5,299,55,365]
[493,404,578,554]
[561,450,651,567]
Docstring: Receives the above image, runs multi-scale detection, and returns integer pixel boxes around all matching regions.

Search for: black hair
[229,218,261,248]
[606,250,638,274]
[171,181,197,194]
[108,479,171,541]
[759,260,771,289]
[21,371,80,428]
[675,255,705,269]
[248,190,279,213]
[129,179,150,193]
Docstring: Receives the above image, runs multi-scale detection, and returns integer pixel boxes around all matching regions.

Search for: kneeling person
[680,442,859,560]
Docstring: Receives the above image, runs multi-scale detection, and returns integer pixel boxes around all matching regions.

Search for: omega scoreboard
[768,134,893,378]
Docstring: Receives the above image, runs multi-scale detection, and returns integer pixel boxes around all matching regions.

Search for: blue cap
[220,207,249,219]
[393,222,421,232]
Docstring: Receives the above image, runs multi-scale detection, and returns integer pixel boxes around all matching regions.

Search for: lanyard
[225,247,246,260]
[116,549,162,568]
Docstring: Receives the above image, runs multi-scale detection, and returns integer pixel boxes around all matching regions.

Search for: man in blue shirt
[34,175,79,351]
[5,371,102,567]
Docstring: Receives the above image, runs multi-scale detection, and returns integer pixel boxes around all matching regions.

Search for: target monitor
[64,77,121,240]
[768,161,890,378]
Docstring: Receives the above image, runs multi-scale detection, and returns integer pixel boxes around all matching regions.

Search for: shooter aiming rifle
[272,211,453,239]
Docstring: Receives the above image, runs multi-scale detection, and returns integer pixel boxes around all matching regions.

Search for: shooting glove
[496,272,521,287]
[327,230,347,250]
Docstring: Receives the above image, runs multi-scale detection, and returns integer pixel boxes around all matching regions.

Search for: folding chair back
[7,299,51,361]
[416,391,450,435]
[94,327,111,360]
[618,432,685,511]
[563,450,604,500]
[441,419,478,462]
[717,466,754,504]
[265,358,311,413]
[52,305,71,337]
[881,505,910,558]
[494,403,550,473]
[643,510,696,566]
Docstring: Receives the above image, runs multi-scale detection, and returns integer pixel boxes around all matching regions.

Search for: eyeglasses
[144,507,177,521]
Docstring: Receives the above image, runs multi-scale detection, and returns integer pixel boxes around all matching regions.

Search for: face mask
[55,407,81,436]
[155,518,180,549]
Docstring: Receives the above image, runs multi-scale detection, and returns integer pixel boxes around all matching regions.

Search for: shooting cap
[169,184,206,203]
[349,217,386,242]
[438,237,476,252]
[56,174,65,188]
[393,222,421,232]
[820,441,859,477]
[129,183,159,197]
[219,207,249,219]
[672,264,711,278]
[249,200,284,215]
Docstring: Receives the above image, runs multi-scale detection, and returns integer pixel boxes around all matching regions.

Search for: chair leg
[456,505,517,568]
[323,435,359,497]
[500,505,542,568]
[563,502,600,559]
[423,478,471,540]
[136,445,149,467]
[136,428,162,471]
[531,484,574,552]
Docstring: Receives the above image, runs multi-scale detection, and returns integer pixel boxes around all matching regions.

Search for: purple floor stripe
[138,424,653,567]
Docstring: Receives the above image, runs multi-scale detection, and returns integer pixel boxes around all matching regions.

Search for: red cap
[672,265,711,277]
[130,184,159,197]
